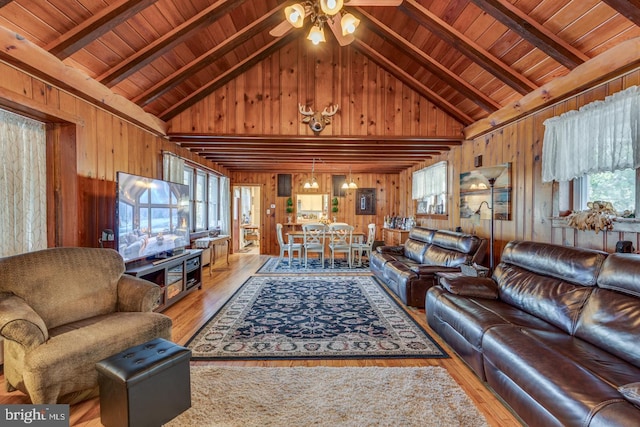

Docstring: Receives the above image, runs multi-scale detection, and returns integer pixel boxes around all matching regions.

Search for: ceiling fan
[269,0,403,46]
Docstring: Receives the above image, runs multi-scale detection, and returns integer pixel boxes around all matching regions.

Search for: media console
[125,249,203,312]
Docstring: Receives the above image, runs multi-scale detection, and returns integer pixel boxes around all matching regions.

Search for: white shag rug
[165,366,489,427]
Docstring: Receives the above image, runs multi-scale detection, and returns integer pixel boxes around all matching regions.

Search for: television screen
[116,172,190,264]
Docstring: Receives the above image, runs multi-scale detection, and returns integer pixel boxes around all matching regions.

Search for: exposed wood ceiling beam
[169,135,462,145]
[464,37,640,139]
[98,0,248,86]
[158,32,297,121]
[353,39,474,125]
[134,5,283,107]
[0,25,166,135]
[600,0,640,27]
[197,158,419,173]
[468,0,588,69]
[0,1,12,8]
[46,0,158,59]
[356,7,501,113]
[401,0,537,95]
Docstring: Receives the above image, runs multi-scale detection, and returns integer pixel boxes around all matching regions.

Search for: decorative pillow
[440,276,499,299]
[619,383,640,407]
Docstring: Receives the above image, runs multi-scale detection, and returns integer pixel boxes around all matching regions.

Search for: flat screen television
[115,171,190,264]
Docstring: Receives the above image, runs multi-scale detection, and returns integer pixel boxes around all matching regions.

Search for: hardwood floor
[0,253,522,426]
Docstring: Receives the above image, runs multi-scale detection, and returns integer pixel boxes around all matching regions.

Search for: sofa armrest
[376,245,404,255]
[117,275,163,312]
[0,292,48,349]
[439,276,499,299]
[410,265,460,275]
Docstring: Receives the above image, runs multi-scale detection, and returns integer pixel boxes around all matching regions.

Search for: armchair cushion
[0,293,48,348]
[117,275,162,312]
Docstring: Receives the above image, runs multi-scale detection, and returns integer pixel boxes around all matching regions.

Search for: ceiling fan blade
[345,0,403,5]
[327,17,355,46]
[269,20,294,37]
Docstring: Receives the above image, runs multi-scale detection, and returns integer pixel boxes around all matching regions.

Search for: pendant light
[342,166,358,189]
[304,158,320,189]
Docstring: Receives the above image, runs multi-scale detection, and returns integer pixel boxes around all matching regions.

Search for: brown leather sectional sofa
[370,227,487,307]
[427,240,640,426]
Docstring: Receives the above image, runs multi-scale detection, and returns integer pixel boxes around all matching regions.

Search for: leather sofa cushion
[494,263,594,334]
[403,239,429,264]
[428,288,561,349]
[439,276,499,299]
[408,227,435,243]
[597,253,640,297]
[431,230,483,254]
[423,245,472,267]
[482,325,640,427]
[574,287,640,368]
[500,240,607,286]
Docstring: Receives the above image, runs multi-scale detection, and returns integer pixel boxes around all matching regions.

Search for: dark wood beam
[98,0,248,87]
[169,134,462,145]
[356,7,501,113]
[46,0,158,59]
[158,32,298,121]
[353,39,474,125]
[468,0,588,69]
[133,5,283,107]
[0,1,13,8]
[601,0,640,27]
[400,0,537,95]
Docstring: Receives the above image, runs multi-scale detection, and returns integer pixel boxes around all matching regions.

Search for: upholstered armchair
[0,247,172,404]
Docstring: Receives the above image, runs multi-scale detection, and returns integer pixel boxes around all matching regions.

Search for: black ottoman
[96,338,191,427]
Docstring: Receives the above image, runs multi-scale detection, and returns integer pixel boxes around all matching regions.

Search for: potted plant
[286,197,294,223]
[331,197,339,221]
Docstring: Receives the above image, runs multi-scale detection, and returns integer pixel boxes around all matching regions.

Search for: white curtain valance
[542,86,640,182]
[412,161,447,200]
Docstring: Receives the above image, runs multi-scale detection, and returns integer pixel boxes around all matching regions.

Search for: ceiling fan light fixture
[285,3,306,28]
[341,13,360,35]
[307,24,326,45]
[320,0,344,15]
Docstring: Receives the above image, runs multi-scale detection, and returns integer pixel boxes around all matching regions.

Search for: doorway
[232,185,261,254]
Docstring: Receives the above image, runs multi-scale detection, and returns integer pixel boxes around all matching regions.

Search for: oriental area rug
[256,256,370,274]
[166,366,489,427]
[186,275,447,360]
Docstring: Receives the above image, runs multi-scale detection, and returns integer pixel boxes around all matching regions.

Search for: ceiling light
[285,4,306,28]
[320,0,344,15]
[304,158,320,189]
[307,24,326,45]
[342,166,358,189]
[341,13,360,35]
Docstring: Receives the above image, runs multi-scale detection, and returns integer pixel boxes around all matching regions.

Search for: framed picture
[355,188,376,215]
[459,163,512,221]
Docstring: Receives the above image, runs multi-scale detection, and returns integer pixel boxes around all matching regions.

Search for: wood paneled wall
[402,67,640,267]
[0,60,226,248]
[169,38,464,138]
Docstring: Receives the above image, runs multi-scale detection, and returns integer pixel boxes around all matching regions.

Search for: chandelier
[342,165,358,189]
[304,158,320,189]
[285,0,361,45]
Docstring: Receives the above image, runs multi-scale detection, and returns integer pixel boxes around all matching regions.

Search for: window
[575,168,637,215]
[412,161,448,215]
[183,165,225,233]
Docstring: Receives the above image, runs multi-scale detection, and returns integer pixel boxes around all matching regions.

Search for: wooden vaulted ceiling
[0,0,639,173]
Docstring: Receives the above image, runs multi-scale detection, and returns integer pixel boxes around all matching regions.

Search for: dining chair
[302,222,327,268]
[351,223,376,267]
[328,223,354,268]
[276,223,302,267]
